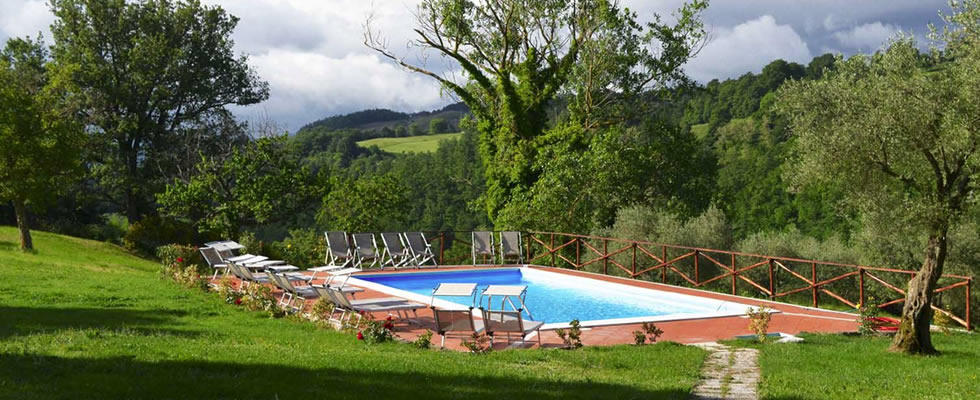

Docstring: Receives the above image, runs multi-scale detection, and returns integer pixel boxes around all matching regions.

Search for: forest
[2,0,978,354]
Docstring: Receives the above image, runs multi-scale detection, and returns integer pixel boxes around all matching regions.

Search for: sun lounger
[499,231,524,264]
[320,286,423,326]
[430,283,479,308]
[199,246,229,280]
[228,262,269,288]
[352,233,381,269]
[480,309,542,346]
[324,231,355,268]
[404,232,438,267]
[380,232,412,269]
[432,308,485,348]
[471,231,495,265]
[269,272,319,312]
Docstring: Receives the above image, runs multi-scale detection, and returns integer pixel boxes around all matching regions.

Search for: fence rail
[423,230,972,331]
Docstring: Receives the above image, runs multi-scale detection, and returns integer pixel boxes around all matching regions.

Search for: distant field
[357,132,462,154]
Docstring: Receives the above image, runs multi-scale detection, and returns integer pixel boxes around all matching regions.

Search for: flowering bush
[357,314,396,344]
[241,283,285,318]
[746,306,773,342]
[214,276,242,304]
[555,319,583,349]
[460,332,492,354]
[156,244,203,267]
[309,297,336,325]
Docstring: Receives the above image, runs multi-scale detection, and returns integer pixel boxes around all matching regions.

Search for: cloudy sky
[1,0,950,131]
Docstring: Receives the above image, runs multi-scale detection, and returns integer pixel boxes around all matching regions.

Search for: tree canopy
[778,1,980,354]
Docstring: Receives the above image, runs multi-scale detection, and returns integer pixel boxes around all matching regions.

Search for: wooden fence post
[811,262,818,308]
[662,246,668,283]
[731,253,737,295]
[966,279,972,331]
[576,238,581,268]
[603,239,608,275]
[632,243,637,278]
[693,250,699,285]
[859,268,865,306]
[550,233,556,267]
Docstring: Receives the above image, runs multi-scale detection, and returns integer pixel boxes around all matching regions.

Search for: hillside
[300,102,469,133]
[0,226,706,399]
[356,132,463,154]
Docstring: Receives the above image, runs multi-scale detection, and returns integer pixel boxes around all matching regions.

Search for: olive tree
[778,2,980,354]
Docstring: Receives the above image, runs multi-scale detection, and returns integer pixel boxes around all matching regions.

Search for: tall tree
[778,2,980,354]
[0,36,85,251]
[366,0,707,225]
[49,0,269,223]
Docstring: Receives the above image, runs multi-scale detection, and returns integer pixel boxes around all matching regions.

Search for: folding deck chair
[471,231,495,265]
[320,286,423,326]
[403,232,437,268]
[499,231,524,264]
[380,232,412,269]
[432,308,485,348]
[269,272,319,312]
[199,246,229,280]
[309,231,355,279]
[352,233,381,269]
[480,309,543,346]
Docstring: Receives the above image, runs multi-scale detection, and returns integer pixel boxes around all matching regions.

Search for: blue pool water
[356,268,728,323]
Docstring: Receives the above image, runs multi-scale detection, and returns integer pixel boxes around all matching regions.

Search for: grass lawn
[725,333,979,399]
[0,227,706,399]
[356,132,462,154]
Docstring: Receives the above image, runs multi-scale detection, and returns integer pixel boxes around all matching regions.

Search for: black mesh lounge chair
[471,231,495,265]
[199,247,229,280]
[499,231,524,264]
[480,309,543,346]
[403,232,437,268]
[352,233,381,269]
[380,232,412,269]
[324,231,355,267]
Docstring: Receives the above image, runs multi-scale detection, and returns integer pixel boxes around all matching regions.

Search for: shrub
[267,228,325,269]
[214,276,242,304]
[356,315,395,344]
[309,297,336,325]
[126,216,202,254]
[241,283,284,318]
[746,306,772,342]
[554,319,583,349]
[413,330,434,349]
[633,330,647,345]
[460,332,492,354]
[156,244,204,267]
[857,296,882,336]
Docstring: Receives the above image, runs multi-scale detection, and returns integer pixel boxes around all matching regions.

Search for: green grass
[357,132,462,154]
[0,227,706,399]
[725,333,980,399]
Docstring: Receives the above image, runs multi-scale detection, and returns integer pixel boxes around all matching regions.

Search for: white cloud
[242,51,446,131]
[685,15,812,82]
[0,0,53,42]
[833,22,900,51]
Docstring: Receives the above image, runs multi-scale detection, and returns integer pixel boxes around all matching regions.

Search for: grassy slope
[726,333,979,399]
[0,227,705,399]
[357,132,462,154]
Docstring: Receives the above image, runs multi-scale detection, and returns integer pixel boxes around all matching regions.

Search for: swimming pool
[350,267,756,328]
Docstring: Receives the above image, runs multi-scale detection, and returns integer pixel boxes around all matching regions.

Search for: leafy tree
[158,136,320,238]
[778,2,980,354]
[0,37,85,251]
[317,174,408,232]
[49,0,269,223]
[367,0,708,225]
[429,118,449,134]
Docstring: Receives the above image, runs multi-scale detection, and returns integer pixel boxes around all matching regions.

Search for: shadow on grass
[0,306,199,340]
[0,240,19,251]
[0,353,691,399]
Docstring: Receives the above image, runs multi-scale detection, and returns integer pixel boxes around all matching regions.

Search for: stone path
[690,343,760,400]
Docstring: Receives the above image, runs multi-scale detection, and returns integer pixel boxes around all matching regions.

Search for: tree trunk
[12,199,33,251]
[890,225,947,355]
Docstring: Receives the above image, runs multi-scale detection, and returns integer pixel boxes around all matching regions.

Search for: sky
[0,0,951,132]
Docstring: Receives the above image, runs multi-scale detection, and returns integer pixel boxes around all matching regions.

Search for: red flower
[176,257,184,263]
[356,331,364,341]
[234,298,242,305]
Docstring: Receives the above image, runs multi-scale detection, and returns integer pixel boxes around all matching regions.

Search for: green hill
[0,226,704,399]
[357,132,463,154]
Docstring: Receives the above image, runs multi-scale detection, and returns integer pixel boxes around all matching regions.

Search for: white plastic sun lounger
[404,232,437,268]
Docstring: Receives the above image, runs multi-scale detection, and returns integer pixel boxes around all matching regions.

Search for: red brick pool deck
[246,265,859,351]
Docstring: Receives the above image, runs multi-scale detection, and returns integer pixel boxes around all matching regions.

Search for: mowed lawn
[0,227,706,399]
[357,132,462,154]
[725,333,980,399]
